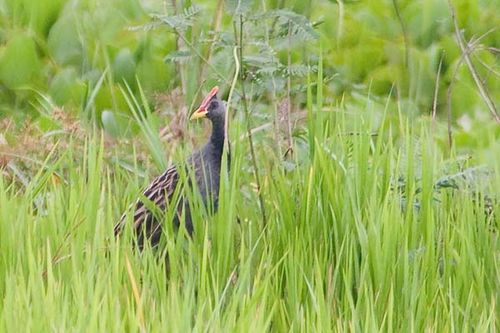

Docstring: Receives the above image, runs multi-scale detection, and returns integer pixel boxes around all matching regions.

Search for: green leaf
[152,5,201,31]
[112,48,137,85]
[266,9,319,41]
[164,50,192,63]
[49,67,86,106]
[101,110,121,138]
[0,33,42,89]
[47,13,82,66]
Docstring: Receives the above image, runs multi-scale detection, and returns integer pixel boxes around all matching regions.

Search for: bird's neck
[210,117,225,153]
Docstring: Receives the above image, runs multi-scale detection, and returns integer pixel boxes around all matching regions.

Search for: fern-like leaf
[164,50,192,64]
[152,5,202,31]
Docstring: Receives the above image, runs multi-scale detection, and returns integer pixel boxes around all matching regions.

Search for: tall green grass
[1,1,499,330]
[1,84,498,331]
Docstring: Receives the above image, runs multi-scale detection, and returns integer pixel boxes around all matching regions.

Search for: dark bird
[114,86,228,248]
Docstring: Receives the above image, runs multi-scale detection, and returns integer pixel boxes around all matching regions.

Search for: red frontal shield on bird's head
[190,86,219,120]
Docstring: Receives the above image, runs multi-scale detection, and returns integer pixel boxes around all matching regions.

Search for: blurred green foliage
[0,0,498,126]
[0,4,498,328]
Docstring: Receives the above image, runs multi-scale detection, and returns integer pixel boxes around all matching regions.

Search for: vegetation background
[0,0,498,331]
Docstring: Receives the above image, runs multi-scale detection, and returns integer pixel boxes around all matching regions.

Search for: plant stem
[392,0,409,69]
[169,0,187,96]
[199,0,225,83]
[235,15,267,226]
[448,0,500,123]
[284,19,294,158]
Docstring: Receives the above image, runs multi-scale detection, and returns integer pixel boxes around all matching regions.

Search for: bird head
[189,86,225,121]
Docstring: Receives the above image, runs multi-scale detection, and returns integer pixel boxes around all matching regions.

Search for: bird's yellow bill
[189,109,208,120]
[189,86,219,121]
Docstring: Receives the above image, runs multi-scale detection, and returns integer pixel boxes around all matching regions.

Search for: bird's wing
[114,164,180,237]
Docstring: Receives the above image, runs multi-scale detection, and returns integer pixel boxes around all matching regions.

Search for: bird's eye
[209,100,218,110]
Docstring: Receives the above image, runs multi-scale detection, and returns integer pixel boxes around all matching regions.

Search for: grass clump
[0,0,499,331]
[0,100,497,331]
